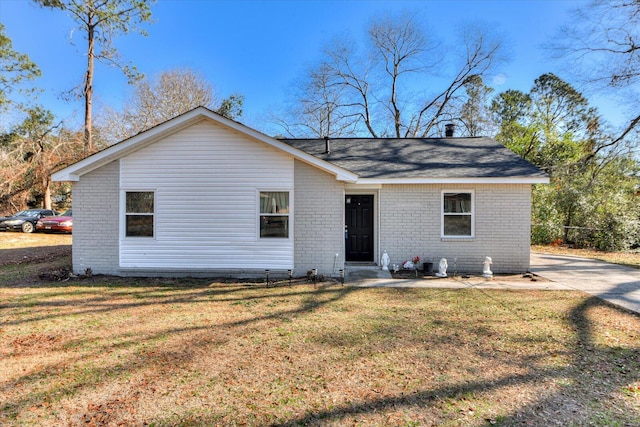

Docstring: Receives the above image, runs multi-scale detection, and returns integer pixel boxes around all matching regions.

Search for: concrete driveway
[351,252,640,315]
[530,252,640,314]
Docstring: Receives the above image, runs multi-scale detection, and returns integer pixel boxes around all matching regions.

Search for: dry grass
[1,236,639,426]
[0,232,72,250]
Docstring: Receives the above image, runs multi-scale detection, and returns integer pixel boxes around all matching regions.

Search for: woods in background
[2,0,640,250]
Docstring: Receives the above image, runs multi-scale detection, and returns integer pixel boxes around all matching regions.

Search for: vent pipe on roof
[325,136,330,154]
[445,123,455,137]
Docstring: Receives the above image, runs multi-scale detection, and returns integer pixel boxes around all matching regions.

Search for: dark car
[0,209,58,233]
[36,209,72,233]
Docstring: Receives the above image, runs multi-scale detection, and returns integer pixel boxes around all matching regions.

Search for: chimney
[445,123,455,137]
[324,136,330,154]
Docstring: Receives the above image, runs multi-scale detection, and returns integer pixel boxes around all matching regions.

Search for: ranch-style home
[52,107,548,279]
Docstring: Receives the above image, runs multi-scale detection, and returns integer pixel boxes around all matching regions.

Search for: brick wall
[293,160,345,277]
[72,160,120,275]
[69,159,532,276]
[379,183,532,274]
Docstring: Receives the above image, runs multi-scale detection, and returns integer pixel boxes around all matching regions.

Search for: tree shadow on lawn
[0,284,363,421]
[0,276,345,327]
[2,278,639,425]
[261,290,640,426]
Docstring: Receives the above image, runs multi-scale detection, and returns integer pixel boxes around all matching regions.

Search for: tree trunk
[563,208,574,244]
[42,179,52,210]
[84,19,95,153]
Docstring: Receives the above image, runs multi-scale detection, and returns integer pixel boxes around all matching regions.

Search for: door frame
[344,190,379,264]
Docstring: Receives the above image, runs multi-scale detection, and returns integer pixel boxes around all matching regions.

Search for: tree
[273,62,359,138]
[554,0,640,152]
[34,0,154,153]
[492,73,596,172]
[99,68,244,143]
[278,11,505,138]
[0,23,41,114]
[492,73,640,249]
[216,93,244,121]
[458,75,494,136]
[0,107,82,212]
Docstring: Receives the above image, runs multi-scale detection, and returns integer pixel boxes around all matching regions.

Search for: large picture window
[260,191,289,238]
[125,191,154,237]
[442,191,474,237]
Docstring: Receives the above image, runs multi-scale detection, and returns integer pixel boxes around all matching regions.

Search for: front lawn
[1,237,639,425]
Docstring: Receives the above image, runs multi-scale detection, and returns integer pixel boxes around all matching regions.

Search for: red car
[36,209,72,233]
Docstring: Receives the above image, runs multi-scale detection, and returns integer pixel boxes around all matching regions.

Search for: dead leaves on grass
[2,284,640,426]
[10,333,62,355]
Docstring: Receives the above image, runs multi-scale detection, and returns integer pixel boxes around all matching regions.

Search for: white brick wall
[379,183,531,274]
[72,160,120,275]
[293,160,345,277]
[70,159,532,277]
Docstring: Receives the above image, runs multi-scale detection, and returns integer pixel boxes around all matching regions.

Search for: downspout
[377,189,381,266]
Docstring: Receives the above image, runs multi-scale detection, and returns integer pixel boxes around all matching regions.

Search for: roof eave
[51,107,358,183]
[354,176,550,185]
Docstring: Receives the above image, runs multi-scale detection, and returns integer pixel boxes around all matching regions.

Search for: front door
[345,195,374,262]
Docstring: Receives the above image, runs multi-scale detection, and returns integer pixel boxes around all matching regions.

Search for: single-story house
[52,107,548,278]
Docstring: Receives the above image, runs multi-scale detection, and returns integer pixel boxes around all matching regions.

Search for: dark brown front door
[345,195,374,262]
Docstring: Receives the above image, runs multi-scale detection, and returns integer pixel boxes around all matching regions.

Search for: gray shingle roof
[280,137,548,180]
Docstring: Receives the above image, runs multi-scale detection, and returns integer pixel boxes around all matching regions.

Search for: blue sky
[3,0,611,134]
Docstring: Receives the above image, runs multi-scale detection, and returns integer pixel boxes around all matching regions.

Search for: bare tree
[554,0,640,150]
[367,11,434,137]
[409,24,504,138]
[273,62,359,138]
[278,12,505,138]
[35,0,154,153]
[99,68,243,143]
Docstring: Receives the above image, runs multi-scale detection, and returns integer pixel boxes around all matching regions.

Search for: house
[52,107,548,279]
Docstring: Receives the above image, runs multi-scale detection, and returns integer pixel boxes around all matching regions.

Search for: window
[259,191,289,238]
[125,191,154,237]
[442,191,474,237]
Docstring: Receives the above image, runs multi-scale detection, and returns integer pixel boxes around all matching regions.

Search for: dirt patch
[0,244,71,267]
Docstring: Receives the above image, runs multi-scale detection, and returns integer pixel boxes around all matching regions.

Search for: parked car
[36,209,72,233]
[0,209,58,233]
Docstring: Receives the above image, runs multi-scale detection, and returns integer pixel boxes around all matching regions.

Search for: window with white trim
[259,191,289,238]
[125,191,154,237]
[442,191,474,237]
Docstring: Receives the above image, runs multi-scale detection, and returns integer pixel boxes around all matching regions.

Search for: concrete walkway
[530,252,640,314]
[350,252,640,314]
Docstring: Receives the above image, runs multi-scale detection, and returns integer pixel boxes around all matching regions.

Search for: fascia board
[355,177,550,185]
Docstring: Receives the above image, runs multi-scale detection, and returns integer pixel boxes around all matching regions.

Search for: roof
[52,106,547,185]
[52,107,357,183]
[281,137,549,184]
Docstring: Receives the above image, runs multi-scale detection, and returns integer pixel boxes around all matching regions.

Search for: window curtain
[445,193,471,213]
[260,192,289,214]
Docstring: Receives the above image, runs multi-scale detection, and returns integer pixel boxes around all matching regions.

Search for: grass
[1,234,639,426]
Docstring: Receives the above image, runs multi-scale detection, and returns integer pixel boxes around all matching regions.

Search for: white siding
[119,120,294,270]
